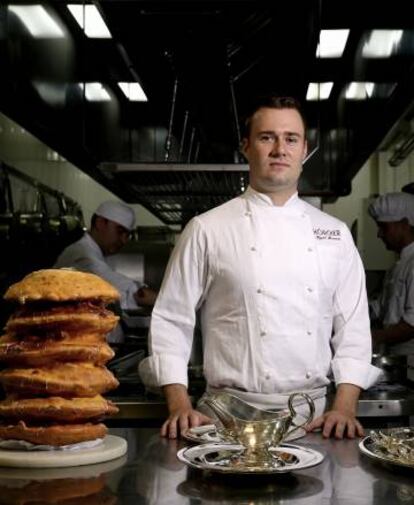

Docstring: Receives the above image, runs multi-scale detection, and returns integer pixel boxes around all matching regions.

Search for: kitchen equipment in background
[372,354,408,384]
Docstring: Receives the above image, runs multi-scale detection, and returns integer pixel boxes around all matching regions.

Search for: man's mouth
[269,161,289,168]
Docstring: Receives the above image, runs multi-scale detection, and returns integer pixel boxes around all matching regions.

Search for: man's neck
[250,184,297,206]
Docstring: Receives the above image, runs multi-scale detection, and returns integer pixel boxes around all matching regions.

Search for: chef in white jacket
[139,95,381,439]
[368,192,414,355]
[54,200,156,311]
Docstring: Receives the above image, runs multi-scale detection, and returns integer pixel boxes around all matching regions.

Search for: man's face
[241,107,308,196]
[97,217,130,255]
[376,220,406,252]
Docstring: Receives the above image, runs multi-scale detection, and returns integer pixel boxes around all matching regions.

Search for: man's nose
[270,139,285,156]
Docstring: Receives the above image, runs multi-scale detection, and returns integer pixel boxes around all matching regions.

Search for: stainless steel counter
[109,383,414,424]
[0,428,413,504]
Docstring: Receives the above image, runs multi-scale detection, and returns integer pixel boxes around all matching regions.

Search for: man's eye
[259,134,274,142]
[286,136,298,144]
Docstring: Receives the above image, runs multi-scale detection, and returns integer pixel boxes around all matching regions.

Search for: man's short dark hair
[241,95,307,139]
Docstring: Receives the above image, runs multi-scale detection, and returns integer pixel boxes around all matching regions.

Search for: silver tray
[359,429,414,469]
[177,442,324,474]
[182,424,306,444]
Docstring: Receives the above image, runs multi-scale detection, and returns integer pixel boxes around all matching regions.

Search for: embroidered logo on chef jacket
[313,228,341,240]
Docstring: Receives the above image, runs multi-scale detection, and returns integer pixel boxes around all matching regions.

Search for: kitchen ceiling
[1,0,414,225]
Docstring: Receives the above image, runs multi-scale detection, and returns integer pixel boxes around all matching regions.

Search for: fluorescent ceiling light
[362,30,403,58]
[118,82,148,102]
[78,82,111,102]
[67,4,111,38]
[345,82,375,100]
[306,82,334,101]
[316,29,350,58]
[8,5,65,38]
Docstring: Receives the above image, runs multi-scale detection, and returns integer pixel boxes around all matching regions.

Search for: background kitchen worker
[139,95,381,439]
[54,200,157,310]
[368,192,414,355]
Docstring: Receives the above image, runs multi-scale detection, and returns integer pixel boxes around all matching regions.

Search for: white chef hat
[94,201,136,231]
[368,192,414,226]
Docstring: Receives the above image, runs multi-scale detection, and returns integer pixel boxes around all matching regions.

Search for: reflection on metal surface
[182,423,306,445]
[177,442,324,474]
[370,428,414,464]
[177,471,324,503]
[0,454,126,504]
[200,391,314,467]
[359,428,414,468]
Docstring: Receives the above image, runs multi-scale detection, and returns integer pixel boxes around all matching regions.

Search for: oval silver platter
[177,442,324,474]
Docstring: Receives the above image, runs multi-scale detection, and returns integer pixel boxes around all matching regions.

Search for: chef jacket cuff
[138,353,189,391]
[331,357,383,390]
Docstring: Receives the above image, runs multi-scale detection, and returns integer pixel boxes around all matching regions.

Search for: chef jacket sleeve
[330,225,382,390]
[69,256,140,310]
[139,218,209,389]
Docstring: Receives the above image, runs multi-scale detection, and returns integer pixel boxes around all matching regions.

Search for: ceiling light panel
[345,82,396,100]
[316,29,350,58]
[67,4,111,38]
[78,83,111,102]
[306,82,334,101]
[8,5,65,38]
[118,82,148,102]
[362,30,403,58]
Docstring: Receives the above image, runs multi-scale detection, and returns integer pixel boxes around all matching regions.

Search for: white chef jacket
[54,232,141,310]
[139,187,381,408]
[370,241,414,355]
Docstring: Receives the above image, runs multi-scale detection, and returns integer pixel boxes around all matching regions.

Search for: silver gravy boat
[200,392,315,467]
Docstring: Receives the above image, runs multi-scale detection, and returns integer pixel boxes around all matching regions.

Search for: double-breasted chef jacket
[139,187,381,409]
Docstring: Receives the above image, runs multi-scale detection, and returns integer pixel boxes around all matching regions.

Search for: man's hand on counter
[306,383,364,439]
[161,383,212,439]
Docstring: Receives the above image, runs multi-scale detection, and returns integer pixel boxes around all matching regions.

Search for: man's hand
[306,383,364,439]
[161,384,212,439]
[135,286,157,306]
[306,409,364,439]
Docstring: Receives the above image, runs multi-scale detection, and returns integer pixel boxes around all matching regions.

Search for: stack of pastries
[0,269,120,446]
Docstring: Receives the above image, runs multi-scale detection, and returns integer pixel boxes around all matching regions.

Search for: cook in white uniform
[139,95,381,439]
[54,201,157,340]
[368,192,414,355]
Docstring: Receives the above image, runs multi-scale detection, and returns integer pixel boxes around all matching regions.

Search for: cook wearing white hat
[54,200,157,343]
[369,192,414,356]
[368,192,414,227]
[95,200,136,231]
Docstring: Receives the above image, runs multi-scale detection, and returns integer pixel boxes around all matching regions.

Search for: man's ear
[240,137,249,160]
[302,139,308,162]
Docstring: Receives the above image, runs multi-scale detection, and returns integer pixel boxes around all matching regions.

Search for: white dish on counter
[0,435,127,468]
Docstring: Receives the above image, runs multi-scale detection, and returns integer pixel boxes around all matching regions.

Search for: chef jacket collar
[400,241,414,260]
[243,186,302,209]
